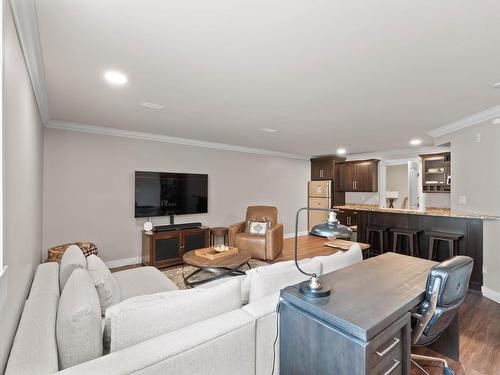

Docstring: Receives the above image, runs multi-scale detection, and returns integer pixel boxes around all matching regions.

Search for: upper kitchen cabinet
[310,155,346,180]
[337,159,379,192]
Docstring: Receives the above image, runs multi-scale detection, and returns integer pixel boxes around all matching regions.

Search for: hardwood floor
[112,235,500,374]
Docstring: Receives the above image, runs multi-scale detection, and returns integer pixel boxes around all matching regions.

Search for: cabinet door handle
[376,338,400,357]
[383,359,400,375]
[354,180,357,190]
[352,181,355,190]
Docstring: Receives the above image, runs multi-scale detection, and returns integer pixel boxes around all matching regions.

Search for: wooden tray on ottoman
[194,247,239,260]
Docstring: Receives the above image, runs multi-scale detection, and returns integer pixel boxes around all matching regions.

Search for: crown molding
[9,0,50,123]
[428,105,500,138]
[346,146,450,162]
[46,121,310,160]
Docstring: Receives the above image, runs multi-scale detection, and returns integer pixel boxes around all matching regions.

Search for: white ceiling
[35,0,500,156]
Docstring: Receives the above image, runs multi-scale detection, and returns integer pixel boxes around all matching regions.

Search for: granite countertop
[334,204,499,220]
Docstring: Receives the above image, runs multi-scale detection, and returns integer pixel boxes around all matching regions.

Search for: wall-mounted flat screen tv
[135,171,208,218]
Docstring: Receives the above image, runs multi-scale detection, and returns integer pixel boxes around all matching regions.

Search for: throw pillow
[56,269,103,369]
[59,244,87,291]
[104,278,242,352]
[246,220,269,235]
[87,255,121,315]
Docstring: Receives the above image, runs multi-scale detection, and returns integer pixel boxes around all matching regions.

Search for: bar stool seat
[390,228,423,257]
[427,231,463,261]
[365,225,391,257]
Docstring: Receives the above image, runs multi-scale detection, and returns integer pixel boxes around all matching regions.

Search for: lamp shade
[386,191,399,199]
[310,211,354,239]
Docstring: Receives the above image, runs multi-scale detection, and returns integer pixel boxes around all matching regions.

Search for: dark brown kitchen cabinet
[310,155,346,181]
[337,159,379,192]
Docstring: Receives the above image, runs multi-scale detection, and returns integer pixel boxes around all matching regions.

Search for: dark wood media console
[142,226,209,268]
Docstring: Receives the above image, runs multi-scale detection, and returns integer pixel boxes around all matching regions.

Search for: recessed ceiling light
[337,148,347,155]
[261,128,278,133]
[493,82,500,88]
[410,139,422,146]
[104,70,128,85]
[139,101,165,110]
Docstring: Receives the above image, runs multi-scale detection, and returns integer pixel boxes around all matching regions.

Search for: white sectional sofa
[6,244,362,375]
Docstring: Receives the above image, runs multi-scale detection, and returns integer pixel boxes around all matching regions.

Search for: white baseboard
[482,286,500,305]
[105,257,142,269]
[284,231,309,239]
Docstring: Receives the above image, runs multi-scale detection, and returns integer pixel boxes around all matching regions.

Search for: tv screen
[135,171,208,218]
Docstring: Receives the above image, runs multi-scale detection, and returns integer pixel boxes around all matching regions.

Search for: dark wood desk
[280,253,459,374]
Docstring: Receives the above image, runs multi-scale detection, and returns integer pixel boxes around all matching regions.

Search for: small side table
[210,227,229,246]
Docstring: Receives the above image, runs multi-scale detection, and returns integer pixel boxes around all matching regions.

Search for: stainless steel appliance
[308,180,332,232]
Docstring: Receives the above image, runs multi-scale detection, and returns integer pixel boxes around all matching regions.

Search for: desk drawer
[367,313,411,371]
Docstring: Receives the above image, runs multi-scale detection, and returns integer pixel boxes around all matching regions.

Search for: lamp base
[299,279,331,298]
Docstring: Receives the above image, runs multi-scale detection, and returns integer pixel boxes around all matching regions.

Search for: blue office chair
[411,255,473,375]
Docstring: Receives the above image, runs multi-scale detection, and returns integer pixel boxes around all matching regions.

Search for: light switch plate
[473,133,481,143]
[459,196,466,205]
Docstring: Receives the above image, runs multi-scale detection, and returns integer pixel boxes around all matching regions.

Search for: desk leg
[428,314,459,361]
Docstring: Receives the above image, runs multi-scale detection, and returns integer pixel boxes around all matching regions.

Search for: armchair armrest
[228,221,245,247]
[265,224,284,261]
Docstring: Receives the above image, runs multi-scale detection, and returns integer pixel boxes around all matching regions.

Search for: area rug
[162,258,269,289]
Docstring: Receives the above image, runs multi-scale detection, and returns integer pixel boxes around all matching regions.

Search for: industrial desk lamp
[294,207,353,298]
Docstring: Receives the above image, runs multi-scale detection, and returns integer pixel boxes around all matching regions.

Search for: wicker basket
[47,242,98,263]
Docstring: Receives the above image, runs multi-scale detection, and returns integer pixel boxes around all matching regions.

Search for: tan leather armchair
[228,206,284,261]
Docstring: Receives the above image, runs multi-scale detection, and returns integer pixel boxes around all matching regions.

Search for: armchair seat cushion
[112,266,179,302]
[234,232,266,259]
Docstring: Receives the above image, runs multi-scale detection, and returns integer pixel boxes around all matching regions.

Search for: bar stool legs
[391,229,422,257]
[427,232,463,261]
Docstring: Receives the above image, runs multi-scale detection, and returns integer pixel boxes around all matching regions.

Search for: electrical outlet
[458,196,466,205]
[473,133,481,143]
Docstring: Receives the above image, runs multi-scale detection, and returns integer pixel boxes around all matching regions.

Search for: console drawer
[367,313,411,370]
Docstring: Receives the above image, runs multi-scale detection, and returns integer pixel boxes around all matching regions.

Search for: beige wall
[43,129,309,263]
[436,120,500,300]
[386,165,408,208]
[0,3,44,372]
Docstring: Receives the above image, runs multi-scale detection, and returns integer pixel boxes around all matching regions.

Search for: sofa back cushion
[315,243,363,275]
[56,269,103,370]
[87,254,121,315]
[28,262,60,299]
[104,278,242,352]
[5,293,59,375]
[247,259,322,303]
[59,244,87,291]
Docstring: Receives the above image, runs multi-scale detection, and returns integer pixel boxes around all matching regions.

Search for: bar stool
[209,227,229,246]
[427,231,463,261]
[390,228,423,257]
[365,225,391,257]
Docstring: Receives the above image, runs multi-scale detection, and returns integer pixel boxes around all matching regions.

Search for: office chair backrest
[412,256,473,345]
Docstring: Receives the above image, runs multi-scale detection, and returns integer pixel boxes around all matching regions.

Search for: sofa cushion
[315,243,363,275]
[246,259,322,303]
[5,293,59,375]
[29,262,60,298]
[112,266,179,302]
[87,255,121,315]
[56,269,103,370]
[59,244,87,291]
[104,278,242,352]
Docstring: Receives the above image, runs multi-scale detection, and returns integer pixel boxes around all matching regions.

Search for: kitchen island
[334,204,499,290]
